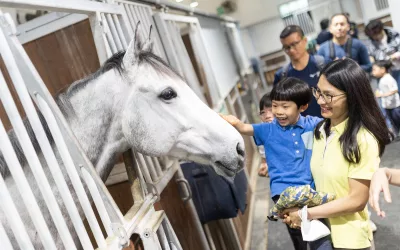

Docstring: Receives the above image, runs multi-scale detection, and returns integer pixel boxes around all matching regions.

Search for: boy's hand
[219,114,241,127]
[219,113,254,136]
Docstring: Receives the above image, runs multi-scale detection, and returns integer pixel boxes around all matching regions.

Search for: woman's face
[316,75,348,125]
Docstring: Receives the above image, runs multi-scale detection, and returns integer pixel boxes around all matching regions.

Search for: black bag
[180,162,248,224]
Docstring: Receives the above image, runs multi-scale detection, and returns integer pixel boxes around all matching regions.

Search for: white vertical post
[0,167,34,250]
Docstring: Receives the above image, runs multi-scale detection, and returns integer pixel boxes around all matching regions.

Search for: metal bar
[144,155,159,181]
[0,219,14,250]
[203,224,217,250]
[162,218,183,250]
[106,13,123,51]
[35,93,107,248]
[135,152,153,183]
[101,12,118,54]
[81,167,113,237]
[132,5,147,40]
[0,0,123,15]
[89,12,111,65]
[123,2,136,31]
[152,157,163,177]
[24,93,93,250]
[112,14,128,49]
[0,165,34,250]
[157,224,171,250]
[175,169,210,250]
[0,25,72,250]
[123,150,145,202]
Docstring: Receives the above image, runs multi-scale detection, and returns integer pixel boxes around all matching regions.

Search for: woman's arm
[282,178,369,226]
[220,114,254,136]
[307,178,370,219]
[369,168,400,217]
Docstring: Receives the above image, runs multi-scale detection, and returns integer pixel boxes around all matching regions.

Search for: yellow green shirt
[310,119,379,249]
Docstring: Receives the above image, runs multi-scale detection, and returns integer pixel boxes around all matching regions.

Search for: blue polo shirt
[252,115,322,197]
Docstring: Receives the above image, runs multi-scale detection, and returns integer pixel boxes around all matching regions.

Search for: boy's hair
[270,77,312,108]
[280,25,304,39]
[320,19,330,30]
[330,13,350,25]
[374,60,392,71]
[259,92,272,111]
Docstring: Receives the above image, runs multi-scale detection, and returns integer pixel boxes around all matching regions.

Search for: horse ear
[141,25,154,52]
[123,21,142,68]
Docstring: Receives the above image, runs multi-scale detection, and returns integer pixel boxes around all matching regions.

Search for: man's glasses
[282,39,303,52]
[312,87,346,104]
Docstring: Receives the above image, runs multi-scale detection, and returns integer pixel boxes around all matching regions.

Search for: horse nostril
[236,143,245,158]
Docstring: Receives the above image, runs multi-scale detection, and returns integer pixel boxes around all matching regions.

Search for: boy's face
[372,65,385,78]
[260,106,274,123]
[272,100,308,127]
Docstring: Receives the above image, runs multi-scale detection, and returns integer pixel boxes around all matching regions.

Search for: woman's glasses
[312,87,346,104]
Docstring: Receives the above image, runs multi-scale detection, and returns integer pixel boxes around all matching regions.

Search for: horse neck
[66,70,130,180]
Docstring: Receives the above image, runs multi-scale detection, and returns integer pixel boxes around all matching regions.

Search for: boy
[221,77,330,250]
[258,93,273,176]
[373,60,400,137]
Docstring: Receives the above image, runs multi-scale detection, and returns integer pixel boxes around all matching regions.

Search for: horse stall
[0,0,264,249]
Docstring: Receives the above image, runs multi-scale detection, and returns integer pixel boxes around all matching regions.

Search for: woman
[283,58,392,249]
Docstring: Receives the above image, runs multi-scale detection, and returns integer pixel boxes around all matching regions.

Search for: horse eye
[159,87,177,101]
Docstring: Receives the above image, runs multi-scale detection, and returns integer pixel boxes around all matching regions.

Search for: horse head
[120,25,245,178]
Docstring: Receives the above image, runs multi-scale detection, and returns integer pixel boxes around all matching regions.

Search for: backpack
[329,37,352,60]
[281,54,325,79]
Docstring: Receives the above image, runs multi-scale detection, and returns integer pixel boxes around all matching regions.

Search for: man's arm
[220,114,254,136]
[359,43,372,72]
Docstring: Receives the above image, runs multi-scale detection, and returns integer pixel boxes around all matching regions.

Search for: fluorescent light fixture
[176,0,184,2]
[190,1,198,8]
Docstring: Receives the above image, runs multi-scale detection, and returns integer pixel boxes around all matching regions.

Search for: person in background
[365,20,400,90]
[369,167,400,218]
[318,13,372,72]
[274,25,325,118]
[258,93,274,177]
[316,19,333,47]
[345,12,359,39]
[372,60,400,137]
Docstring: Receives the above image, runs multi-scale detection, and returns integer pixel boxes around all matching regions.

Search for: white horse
[0,25,245,249]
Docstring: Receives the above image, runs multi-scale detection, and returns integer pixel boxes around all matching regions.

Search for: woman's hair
[315,58,392,163]
[259,92,272,110]
[270,77,312,108]
[374,60,392,72]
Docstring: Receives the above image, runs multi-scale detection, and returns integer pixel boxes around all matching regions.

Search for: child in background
[373,60,400,138]
[258,93,274,176]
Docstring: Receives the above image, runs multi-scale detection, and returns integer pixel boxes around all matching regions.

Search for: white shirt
[378,73,400,109]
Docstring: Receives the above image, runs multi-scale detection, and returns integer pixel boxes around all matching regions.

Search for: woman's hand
[369,168,392,218]
[281,207,301,229]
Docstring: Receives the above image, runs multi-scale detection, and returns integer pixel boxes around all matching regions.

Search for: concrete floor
[250,139,400,250]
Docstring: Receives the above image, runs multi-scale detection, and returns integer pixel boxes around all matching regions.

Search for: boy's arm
[220,114,254,136]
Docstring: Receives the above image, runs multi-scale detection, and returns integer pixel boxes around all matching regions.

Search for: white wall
[247,18,285,56]
[359,0,390,23]
[388,0,400,30]
[197,16,240,98]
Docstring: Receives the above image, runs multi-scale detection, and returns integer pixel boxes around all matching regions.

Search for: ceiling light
[176,0,184,2]
[190,1,198,8]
